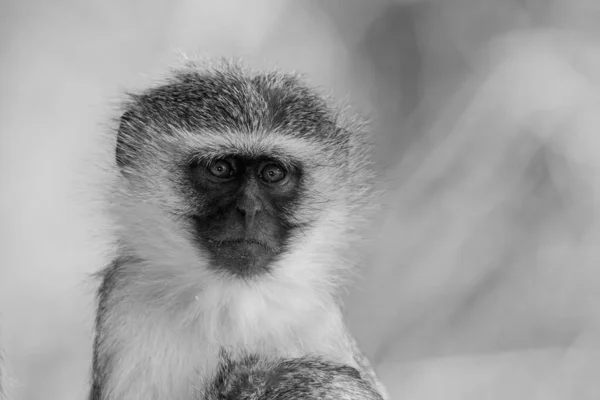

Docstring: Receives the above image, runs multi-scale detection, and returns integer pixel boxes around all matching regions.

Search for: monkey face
[113,63,375,284]
[188,155,303,277]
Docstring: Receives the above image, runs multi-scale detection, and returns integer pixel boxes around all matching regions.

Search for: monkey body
[91,62,386,400]
[93,257,360,400]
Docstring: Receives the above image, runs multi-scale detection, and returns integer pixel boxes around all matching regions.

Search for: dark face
[188,155,303,277]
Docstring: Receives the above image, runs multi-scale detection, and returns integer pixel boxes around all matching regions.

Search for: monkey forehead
[163,128,344,167]
[123,68,349,143]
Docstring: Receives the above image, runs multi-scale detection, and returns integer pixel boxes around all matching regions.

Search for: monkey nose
[236,200,261,229]
[244,212,257,230]
[236,207,259,230]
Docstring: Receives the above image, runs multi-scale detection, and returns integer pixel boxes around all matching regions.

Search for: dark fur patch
[203,350,384,400]
[188,154,306,277]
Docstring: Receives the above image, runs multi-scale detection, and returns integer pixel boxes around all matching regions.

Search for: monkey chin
[203,239,281,278]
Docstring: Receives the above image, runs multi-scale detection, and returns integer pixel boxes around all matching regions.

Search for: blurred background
[2,0,600,399]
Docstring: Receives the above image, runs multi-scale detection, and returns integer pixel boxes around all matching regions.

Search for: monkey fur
[90,60,387,400]
[201,349,383,400]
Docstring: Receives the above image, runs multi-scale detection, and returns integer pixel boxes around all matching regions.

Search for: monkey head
[112,63,374,281]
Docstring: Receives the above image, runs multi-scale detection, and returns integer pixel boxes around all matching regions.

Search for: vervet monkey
[90,61,387,400]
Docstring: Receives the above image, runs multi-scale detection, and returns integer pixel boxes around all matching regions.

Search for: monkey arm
[202,349,384,400]
[345,332,390,400]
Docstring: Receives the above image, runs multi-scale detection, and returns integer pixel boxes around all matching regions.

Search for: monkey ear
[115,110,138,169]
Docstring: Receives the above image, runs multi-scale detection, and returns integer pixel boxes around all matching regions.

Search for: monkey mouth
[201,237,281,277]
[208,238,277,251]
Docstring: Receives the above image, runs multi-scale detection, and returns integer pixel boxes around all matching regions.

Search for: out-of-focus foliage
[1,0,600,399]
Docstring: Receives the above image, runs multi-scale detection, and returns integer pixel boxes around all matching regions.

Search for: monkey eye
[208,159,235,179]
[259,163,286,184]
